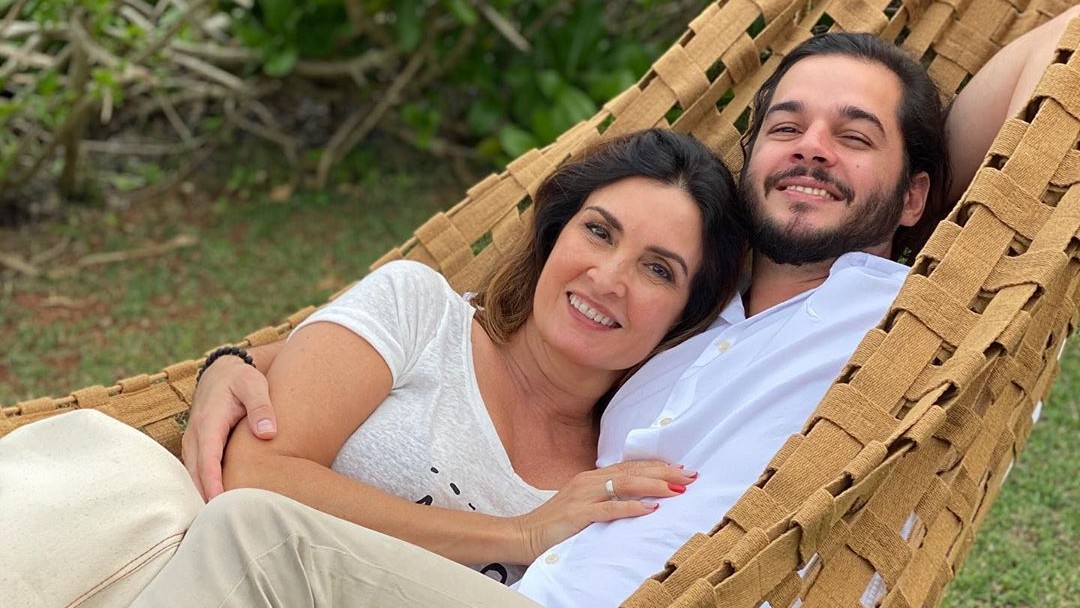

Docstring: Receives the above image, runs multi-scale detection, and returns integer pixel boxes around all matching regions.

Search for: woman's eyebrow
[584,205,688,276]
[585,205,623,233]
[649,246,689,277]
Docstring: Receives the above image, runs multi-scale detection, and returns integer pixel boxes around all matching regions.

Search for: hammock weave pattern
[3,0,1078,606]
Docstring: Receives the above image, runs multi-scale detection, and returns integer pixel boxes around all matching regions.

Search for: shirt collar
[712,252,906,328]
[827,251,907,277]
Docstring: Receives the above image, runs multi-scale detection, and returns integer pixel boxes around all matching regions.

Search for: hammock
[3,0,1078,606]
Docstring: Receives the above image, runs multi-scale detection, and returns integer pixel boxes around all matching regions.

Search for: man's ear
[899,171,930,227]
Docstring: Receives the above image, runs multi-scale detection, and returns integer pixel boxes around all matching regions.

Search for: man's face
[741,55,927,265]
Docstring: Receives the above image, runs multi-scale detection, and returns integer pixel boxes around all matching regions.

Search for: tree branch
[0,0,30,39]
[316,34,433,189]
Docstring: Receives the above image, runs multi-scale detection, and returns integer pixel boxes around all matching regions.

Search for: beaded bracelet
[197,346,256,382]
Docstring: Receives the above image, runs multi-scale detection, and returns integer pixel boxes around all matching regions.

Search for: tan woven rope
[2,1,1077,606]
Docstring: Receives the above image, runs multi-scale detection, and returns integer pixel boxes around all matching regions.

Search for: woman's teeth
[569,294,618,327]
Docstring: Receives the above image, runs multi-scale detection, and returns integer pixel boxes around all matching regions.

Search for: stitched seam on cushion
[67,532,186,607]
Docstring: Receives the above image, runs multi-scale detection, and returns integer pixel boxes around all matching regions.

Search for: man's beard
[739,166,908,266]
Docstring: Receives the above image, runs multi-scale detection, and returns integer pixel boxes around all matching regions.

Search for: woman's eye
[648,262,673,282]
[586,222,610,241]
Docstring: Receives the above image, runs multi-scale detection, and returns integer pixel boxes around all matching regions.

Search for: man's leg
[0,410,203,608]
[947,5,1080,201]
[132,488,542,607]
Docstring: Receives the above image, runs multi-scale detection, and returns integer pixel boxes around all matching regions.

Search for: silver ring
[604,478,620,501]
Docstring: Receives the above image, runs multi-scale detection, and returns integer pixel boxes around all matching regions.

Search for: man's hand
[182,355,276,501]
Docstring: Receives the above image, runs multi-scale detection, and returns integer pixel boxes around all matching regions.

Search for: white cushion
[0,410,203,607]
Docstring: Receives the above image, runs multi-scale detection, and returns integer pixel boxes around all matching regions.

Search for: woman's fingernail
[668,483,686,494]
[685,470,698,479]
[642,500,660,510]
[257,419,275,434]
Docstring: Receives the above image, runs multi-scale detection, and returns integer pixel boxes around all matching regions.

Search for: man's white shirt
[514,252,909,607]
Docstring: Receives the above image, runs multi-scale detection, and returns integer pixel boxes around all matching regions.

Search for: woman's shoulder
[367,260,456,296]
[318,261,460,320]
[357,261,472,324]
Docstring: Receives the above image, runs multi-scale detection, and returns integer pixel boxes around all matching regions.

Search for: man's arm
[182,340,283,500]
[947,6,1080,202]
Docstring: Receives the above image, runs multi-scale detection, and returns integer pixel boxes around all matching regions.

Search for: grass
[1,142,1076,606]
[0,141,459,398]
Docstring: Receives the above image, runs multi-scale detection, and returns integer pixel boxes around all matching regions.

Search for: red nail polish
[668,483,686,494]
[685,471,699,479]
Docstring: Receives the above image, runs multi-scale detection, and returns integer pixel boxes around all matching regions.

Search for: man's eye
[843,134,871,146]
[586,222,610,240]
[770,125,798,134]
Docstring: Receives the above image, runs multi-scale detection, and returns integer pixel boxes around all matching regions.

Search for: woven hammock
[4,0,1079,606]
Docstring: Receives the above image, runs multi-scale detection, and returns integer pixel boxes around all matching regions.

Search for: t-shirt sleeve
[292,260,460,384]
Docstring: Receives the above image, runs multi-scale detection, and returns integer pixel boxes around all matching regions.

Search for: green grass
[0,143,1076,606]
[0,142,459,400]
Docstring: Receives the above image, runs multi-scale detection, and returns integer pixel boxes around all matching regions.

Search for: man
[157,10,1077,606]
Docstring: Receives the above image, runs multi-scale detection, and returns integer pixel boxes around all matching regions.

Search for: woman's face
[531,176,705,372]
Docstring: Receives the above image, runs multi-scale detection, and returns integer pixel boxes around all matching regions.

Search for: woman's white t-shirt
[294,260,556,585]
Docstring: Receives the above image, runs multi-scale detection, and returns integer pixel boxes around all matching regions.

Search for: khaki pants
[133,488,541,607]
[0,411,540,607]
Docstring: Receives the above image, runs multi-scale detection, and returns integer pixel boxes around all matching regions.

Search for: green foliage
[1,1,687,203]
[401,101,441,149]
[0,0,180,194]
[229,0,678,161]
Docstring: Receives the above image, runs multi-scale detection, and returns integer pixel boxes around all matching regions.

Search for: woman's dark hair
[742,32,952,262]
[473,128,746,359]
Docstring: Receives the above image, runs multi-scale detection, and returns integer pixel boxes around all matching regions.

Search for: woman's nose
[587,257,629,298]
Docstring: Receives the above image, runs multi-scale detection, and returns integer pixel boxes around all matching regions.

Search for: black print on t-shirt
[415,466,476,509]
[415,465,508,584]
[480,562,509,584]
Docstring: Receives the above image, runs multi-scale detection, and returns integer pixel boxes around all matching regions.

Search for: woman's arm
[223,322,519,563]
[221,321,692,566]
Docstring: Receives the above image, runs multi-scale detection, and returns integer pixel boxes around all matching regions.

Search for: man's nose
[791,125,836,166]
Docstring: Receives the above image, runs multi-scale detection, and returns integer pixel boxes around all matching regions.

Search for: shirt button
[716,340,732,353]
[545,553,560,564]
[658,417,673,427]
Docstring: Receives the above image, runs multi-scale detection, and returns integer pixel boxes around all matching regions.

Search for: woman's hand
[510,460,697,563]
[182,348,280,501]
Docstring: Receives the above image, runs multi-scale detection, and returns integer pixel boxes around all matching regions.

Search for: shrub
[0,0,698,212]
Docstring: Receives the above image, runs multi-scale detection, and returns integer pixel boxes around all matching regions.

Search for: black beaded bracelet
[197,346,256,382]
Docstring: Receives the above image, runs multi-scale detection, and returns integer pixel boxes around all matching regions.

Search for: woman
[1,129,746,606]
[201,128,746,583]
